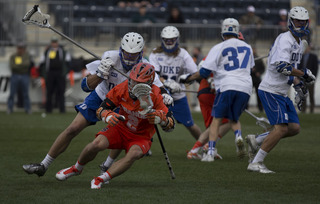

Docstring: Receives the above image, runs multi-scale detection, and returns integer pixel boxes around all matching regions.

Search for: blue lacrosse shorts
[169,96,194,127]
[258,90,299,125]
[75,90,102,125]
[212,90,249,121]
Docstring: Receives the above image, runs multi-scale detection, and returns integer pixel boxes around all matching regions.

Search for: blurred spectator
[298,44,319,113]
[39,36,71,113]
[167,6,185,24]
[131,4,156,42]
[131,4,156,24]
[192,47,204,65]
[7,42,34,114]
[239,5,263,46]
[250,47,265,112]
[277,9,288,33]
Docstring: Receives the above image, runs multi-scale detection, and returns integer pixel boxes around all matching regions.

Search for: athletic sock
[41,154,55,169]
[252,149,268,163]
[207,140,216,155]
[234,130,242,139]
[190,141,203,153]
[100,171,112,182]
[256,131,269,145]
[75,160,84,172]
[103,156,114,168]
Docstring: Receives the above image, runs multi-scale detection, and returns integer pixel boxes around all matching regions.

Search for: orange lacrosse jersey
[105,80,168,139]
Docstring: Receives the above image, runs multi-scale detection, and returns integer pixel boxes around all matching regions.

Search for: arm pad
[276,61,293,76]
[81,77,94,92]
[199,68,212,79]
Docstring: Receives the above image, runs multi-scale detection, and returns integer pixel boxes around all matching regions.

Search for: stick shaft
[48,27,128,78]
[154,125,176,179]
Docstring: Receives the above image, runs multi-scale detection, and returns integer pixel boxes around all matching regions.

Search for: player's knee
[288,123,300,136]
[91,137,108,151]
[127,147,144,160]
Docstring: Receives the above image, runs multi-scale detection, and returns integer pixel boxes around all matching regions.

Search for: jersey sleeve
[202,45,220,72]
[269,35,292,65]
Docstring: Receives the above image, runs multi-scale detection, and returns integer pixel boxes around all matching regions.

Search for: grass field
[0,111,319,204]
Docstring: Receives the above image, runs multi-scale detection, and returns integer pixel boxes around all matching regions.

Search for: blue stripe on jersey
[199,68,211,78]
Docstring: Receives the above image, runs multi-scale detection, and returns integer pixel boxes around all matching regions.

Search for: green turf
[0,111,319,204]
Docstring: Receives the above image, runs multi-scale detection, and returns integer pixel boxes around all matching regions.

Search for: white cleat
[235,137,246,159]
[56,165,81,181]
[247,162,275,174]
[214,149,223,160]
[201,153,215,162]
[91,177,104,189]
[246,134,259,154]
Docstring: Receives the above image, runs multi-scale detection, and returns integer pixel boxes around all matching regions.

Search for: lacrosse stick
[22,5,127,78]
[254,55,268,61]
[132,84,175,179]
[244,109,272,131]
[154,125,176,179]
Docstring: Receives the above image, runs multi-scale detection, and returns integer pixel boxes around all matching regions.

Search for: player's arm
[178,67,210,84]
[96,97,125,126]
[276,61,315,85]
[81,74,103,92]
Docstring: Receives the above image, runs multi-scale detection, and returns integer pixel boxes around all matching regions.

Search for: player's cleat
[146,149,152,156]
[202,142,209,153]
[247,144,255,163]
[91,177,104,189]
[214,149,223,160]
[56,165,81,181]
[246,134,259,154]
[99,163,110,184]
[235,137,246,159]
[201,153,215,162]
[22,163,46,177]
[247,162,275,174]
[187,151,202,159]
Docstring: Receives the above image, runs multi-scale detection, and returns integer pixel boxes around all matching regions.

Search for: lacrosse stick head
[22,5,51,28]
[256,117,272,131]
[128,62,155,114]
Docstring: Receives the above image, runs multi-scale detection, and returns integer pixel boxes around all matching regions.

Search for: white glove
[178,73,192,83]
[207,77,215,90]
[302,68,316,85]
[163,79,181,93]
[96,57,114,80]
[162,93,174,106]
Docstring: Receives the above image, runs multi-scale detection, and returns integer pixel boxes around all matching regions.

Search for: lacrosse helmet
[221,18,239,39]
[128,62,155,98]
[161,26,180,53]
[119,32,145,71]
[287,6,309,37]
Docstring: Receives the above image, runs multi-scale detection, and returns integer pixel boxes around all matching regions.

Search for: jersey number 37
[222,46,251,71]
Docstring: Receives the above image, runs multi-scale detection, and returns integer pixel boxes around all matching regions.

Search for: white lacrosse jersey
[149,48,198,100]
[86,50,162,100]
[259,31,304,96]
[202,38,254,95]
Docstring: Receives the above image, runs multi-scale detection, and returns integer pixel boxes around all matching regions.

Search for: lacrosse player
[246,6,316,173]
[23,32,173,177]
[149,26,202,140]
[180,18,254,162]
[186,32,247,160]
[56,62,175,189]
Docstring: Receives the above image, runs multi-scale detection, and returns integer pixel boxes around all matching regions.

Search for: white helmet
[120,32,144,71]
[221,18,239,38]
[161,26,180,53]
[287,6,309,37]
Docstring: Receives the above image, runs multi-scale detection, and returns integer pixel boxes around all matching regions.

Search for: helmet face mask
[160,26,180,53]
[287,6,309,37]
[119,32,144,71]
[128,62,155,99]
[221,18,239,39]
